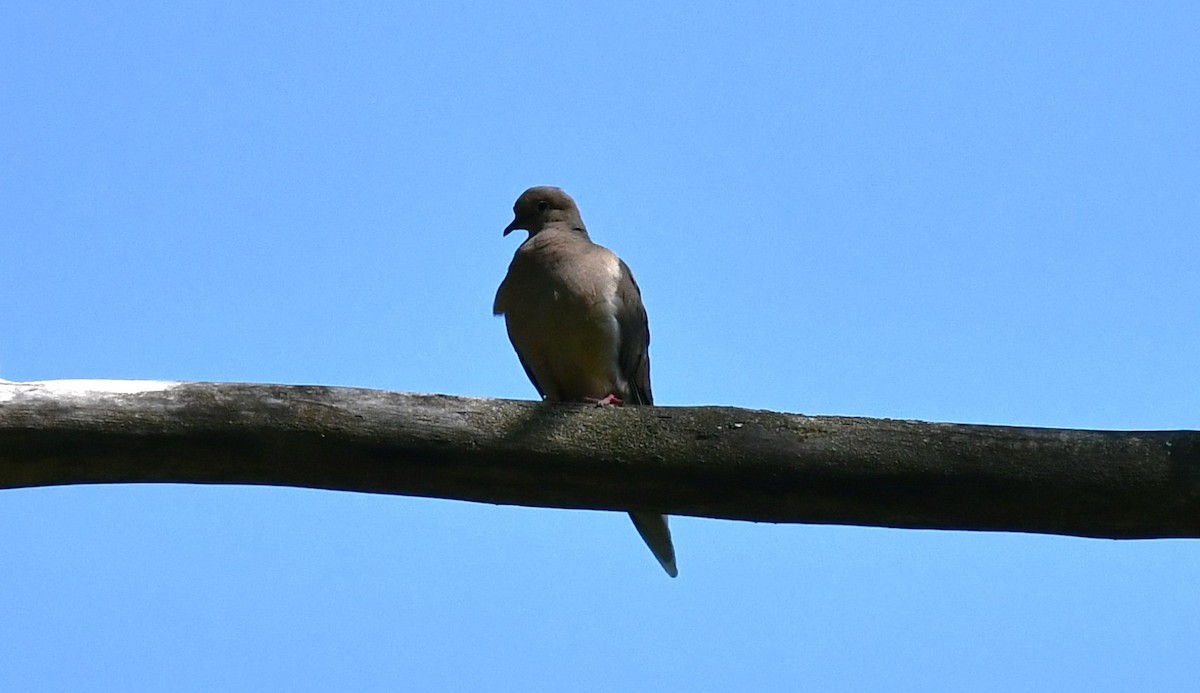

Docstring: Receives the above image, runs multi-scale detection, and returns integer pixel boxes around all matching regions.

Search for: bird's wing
[494,271,549,400]
[614,258,653,406]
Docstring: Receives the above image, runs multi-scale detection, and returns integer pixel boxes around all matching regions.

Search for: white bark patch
[0,379,180,403]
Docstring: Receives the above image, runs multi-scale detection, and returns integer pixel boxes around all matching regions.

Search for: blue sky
[2,2,1198,690]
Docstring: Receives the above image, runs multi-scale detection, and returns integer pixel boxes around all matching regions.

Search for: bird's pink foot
[585,394,625,407]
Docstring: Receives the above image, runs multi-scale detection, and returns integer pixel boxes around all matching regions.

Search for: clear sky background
[2,2,1198,691]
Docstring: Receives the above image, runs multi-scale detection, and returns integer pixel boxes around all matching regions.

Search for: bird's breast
[498,237,626,401]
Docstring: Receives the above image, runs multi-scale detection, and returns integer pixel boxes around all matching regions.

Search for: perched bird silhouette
[493,186,677,577]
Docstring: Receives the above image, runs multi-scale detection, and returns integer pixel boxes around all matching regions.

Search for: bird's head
[503,186,586,237]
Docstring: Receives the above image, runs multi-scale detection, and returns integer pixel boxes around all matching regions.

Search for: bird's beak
[503,218,520,236]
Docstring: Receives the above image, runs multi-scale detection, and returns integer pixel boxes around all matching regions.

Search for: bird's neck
[536,222,590,240]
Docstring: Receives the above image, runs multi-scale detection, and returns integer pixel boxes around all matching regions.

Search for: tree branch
[2,379,1198,538]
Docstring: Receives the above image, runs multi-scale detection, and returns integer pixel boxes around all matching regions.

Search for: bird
[493,186,678,577]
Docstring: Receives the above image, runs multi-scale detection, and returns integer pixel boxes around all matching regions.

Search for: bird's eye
[536,201,549,212]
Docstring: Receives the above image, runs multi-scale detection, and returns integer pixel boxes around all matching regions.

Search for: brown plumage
[494,186,677,577]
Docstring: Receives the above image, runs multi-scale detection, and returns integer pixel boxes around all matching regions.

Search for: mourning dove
[493,186,678,577]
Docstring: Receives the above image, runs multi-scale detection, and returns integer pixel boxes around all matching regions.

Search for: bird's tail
[628,511,678,577]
